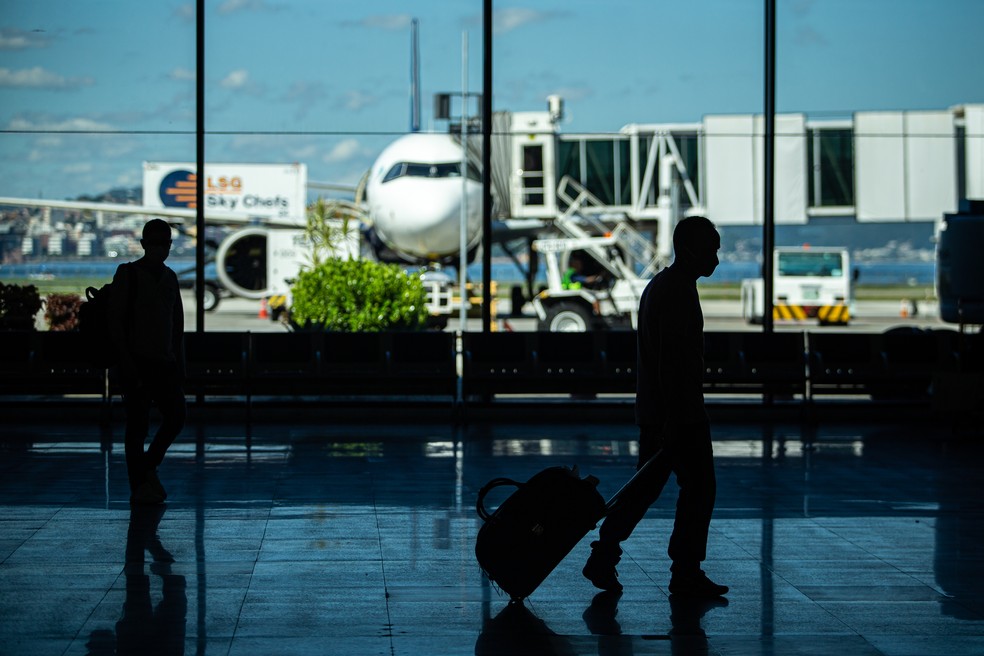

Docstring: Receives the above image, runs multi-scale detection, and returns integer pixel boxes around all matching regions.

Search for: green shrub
[0,282,42,331]
[289,259,428,332]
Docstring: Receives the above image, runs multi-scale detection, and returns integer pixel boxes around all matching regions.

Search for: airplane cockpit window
[381,161,481,183]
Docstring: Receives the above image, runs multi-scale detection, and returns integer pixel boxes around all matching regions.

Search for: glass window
[677,133,700,208]
[383,163,406,183]
[618,139,631,206]
[557,139,581,191]
[522,145,545,205]
[584,140,616,206]
[809,129,854,207]
[777,251,844,277]
[382,161,478,183]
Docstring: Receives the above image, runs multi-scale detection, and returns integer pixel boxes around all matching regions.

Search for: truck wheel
[202,283,220,312]
[540,302,593,332]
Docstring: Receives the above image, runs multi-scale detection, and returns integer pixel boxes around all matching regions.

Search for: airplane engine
[215,227,306,300]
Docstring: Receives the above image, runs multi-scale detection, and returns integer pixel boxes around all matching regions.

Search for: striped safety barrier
[773,303,850,324]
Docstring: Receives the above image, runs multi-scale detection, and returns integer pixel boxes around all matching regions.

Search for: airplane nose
[375,179,480,258]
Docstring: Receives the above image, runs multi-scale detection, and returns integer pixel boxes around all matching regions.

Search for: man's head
[140,219,173,264]
[673,216,720,278]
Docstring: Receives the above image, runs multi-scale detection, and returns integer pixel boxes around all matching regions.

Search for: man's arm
[171,274,185,380]
[108,264,136,377]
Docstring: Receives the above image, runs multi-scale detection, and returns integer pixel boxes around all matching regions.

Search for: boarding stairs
[553,175,665,279]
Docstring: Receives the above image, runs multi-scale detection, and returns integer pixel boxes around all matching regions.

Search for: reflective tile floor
[1,417,983,655]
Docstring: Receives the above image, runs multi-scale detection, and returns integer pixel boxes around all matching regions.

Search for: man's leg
[584,426,673,591]
[666,420,727,597]
[123,386,151,493]
[145,367,185,472]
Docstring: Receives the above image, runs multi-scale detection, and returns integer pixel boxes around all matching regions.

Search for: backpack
[77,263,134,368]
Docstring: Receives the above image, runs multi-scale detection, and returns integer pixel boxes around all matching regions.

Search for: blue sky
[1,0,983,200]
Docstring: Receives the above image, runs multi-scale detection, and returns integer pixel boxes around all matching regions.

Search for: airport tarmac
[182,291,948,334]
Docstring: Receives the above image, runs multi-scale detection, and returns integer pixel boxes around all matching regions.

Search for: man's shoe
[583,551,623,593]
[668,571,729,598]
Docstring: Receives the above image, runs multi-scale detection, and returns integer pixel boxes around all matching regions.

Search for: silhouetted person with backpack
[583,216,728,598]
[110,219,185,505]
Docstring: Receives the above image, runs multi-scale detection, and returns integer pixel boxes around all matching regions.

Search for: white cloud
[288,144,319,160]
[322,139,364,164]
[338,90,378,112]
[790,0,818,17]
[63,162,93,174]
[37,135,63,148]
[8,116,114,132]
[495,8,565,34]
[116,171,139,188]
[0,66,93,89]
[169,67,196,82]
[796,26,828,47]
[0,28,49,50]
[220,69,249,89]
[173,4,195,23]
[283,80,328,118]
[284,80,327,102]
[218,0,276,14]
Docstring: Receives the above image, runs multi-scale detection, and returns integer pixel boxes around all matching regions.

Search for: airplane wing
[492,218,548,243]
[308,181,359,195]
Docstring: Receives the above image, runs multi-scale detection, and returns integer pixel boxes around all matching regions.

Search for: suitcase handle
[604,448,665,515]
[476,477,522,522]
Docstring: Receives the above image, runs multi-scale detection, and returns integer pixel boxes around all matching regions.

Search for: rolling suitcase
[475,451,664,601]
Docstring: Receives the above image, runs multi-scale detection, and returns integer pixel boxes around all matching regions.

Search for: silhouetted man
[583,216,728,598]
[110,219,185,505]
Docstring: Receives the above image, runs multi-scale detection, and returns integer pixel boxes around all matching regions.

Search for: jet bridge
[499,105,707,282]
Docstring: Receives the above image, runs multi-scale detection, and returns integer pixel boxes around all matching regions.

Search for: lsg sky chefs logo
[159,171,245,209]
[158,169,287,212]
[159,170,198,208]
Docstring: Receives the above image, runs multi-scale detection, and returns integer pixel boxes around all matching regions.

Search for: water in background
[0,259,216,281]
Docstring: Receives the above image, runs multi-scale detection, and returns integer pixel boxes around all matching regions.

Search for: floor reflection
[86,505,187,656]
[1,419,982,655]
[476,601,576,656]
[583,591,638,655]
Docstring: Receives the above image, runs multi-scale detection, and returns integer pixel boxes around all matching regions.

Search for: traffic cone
[258,298,268,320]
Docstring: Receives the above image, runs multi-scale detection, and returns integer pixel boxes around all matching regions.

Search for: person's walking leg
[145,373,185,471]
[667,421,715,573]
[585,426,673,591]
[124,387,151,493]
[142,366,185,501]
[666,420,727,597]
